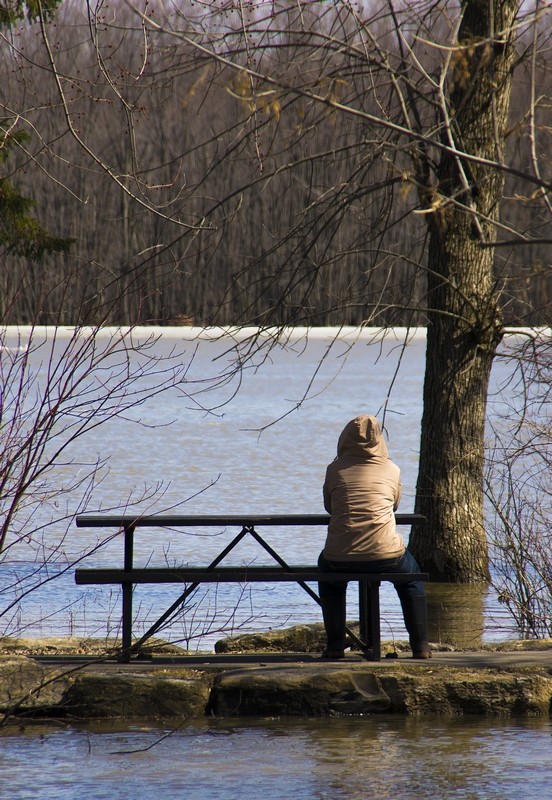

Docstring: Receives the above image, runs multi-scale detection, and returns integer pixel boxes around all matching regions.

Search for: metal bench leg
[121,581,133,663]
[358,581,370,647]
[369,582,381,660]
[358,580,381,661]
[120,523,135,663]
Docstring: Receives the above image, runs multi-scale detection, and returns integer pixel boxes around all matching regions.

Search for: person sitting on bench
[318,414,430,660]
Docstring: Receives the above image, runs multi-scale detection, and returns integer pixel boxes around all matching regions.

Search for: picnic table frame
[75,514,426,662]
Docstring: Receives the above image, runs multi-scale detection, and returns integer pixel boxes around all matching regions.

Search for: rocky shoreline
[1,629,551,721]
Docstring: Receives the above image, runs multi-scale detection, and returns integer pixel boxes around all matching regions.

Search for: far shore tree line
[0,1,551,648]
[1,2,550,330]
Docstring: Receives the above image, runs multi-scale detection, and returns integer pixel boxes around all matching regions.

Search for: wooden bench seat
[75,566,427,584]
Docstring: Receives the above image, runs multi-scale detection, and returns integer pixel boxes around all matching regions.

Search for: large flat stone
[207,667,391,716]
[2,639,552,720]
[0,656,72,712]
[207,665,552,717]
[61,672,211,719]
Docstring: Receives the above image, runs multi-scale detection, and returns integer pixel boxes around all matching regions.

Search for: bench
[75,514,427,663]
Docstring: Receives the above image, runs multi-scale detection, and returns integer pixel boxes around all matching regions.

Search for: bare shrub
[486,332,552,637]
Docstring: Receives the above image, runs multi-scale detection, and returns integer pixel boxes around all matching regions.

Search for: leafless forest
[1,1,550,327]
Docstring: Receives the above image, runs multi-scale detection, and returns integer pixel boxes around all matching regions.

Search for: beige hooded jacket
[322,415,405,561]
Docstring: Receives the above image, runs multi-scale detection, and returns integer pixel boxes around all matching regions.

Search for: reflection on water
[426,583,487,649]
[1,716,550,800]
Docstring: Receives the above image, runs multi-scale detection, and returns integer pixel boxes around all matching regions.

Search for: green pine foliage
[1,4,72,261]
[0,0,61,25]
[0,123,73,259]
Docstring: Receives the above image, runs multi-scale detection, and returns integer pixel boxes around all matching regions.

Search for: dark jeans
[317,550,429,653]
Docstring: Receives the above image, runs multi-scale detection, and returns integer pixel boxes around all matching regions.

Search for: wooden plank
[75,567,428,585]
[75,513,425,528]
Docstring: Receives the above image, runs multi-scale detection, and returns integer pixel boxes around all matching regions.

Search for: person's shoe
[412,650,432,659]
[321,649,345,659]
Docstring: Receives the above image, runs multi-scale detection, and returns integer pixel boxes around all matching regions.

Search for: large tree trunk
[410,0,519,582]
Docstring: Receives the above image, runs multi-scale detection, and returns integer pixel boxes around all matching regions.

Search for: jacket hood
[336,415,390,460]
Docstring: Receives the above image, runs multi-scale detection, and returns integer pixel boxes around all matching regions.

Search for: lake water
[1,326,550,798]
[1,716,551,800]
[1,325,532,647]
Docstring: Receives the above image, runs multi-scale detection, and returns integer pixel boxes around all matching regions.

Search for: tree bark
[410,0,519,582]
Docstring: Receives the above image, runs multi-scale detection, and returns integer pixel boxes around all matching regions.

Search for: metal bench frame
[75,514,426,663]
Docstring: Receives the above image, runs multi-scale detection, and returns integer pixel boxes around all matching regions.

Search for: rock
[215,623,329,653]
[1,634,552,720]
[214,626,448,656]
[0,636,186,657]
[483,638,552,652]
[207,665,552,717]
[61,672,211,719]
[207,667,391,716]
[0,656,72,713]
[0,654,211,721]
[377,669,552,716]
